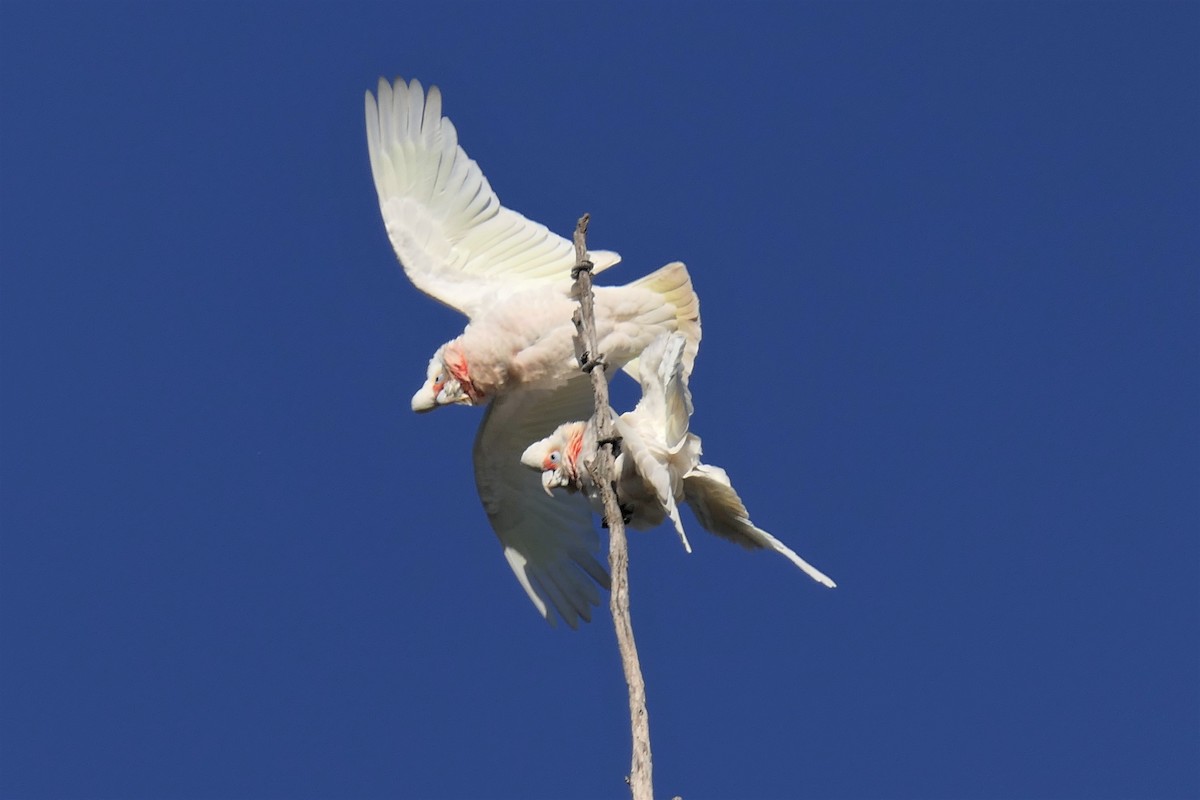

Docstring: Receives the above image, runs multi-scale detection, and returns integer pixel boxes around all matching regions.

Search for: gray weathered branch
[570,213,654,800]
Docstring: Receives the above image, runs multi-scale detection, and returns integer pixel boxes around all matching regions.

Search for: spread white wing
[365,77,620,319]
[473,378,610,627]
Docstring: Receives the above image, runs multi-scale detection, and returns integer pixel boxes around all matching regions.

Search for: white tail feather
[683,465,836,588]
[619,262,701,382]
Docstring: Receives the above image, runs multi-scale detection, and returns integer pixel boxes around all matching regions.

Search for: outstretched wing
[473,377,610,627]
[365,77,620,318]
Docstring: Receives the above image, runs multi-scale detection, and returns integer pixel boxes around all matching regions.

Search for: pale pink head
[520,422,588,496]
[410,342,486,413]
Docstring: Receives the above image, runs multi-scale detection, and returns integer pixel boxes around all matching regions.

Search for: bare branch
[570,213,654,800]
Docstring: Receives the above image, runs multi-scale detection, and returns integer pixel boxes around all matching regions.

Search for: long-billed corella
[521,333,836,589]
[365,77,701,626]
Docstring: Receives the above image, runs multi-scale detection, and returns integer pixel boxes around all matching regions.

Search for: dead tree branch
[570,213,654,800]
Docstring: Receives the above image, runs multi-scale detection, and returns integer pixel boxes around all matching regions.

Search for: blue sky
[2,2,1197,798]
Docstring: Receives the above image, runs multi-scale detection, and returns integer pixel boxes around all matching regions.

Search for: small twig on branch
[570,213,654,800]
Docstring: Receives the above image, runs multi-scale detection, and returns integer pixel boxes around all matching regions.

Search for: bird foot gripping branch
[579,353,607,373]
[620,502,635,524]
[597,434,623,456]
[570,304,608,374]
[600,502,636,529]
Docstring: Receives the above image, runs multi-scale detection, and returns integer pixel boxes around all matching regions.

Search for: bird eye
[549,452,560,463]
[544,451,561,469]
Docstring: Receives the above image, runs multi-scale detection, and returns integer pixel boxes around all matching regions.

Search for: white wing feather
[365,77,620,318]
[616,415,691,552]
[473,377,610,627]
[683,465,837,588]
[623,333,836,586]
[632,332,692,449]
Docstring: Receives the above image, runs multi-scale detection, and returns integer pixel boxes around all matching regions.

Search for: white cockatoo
[521,334,837,589]
[415,261,699,412]
[365,77,701,626]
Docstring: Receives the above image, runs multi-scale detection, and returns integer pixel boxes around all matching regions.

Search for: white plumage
[521,334,837,589]
[417,261,700,411]
[365,77,622,318]
[365,77,701,625]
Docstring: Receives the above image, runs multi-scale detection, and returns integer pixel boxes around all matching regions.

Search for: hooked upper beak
[520,442,544,471]
[540,470,559,497]
[411,384,437,413]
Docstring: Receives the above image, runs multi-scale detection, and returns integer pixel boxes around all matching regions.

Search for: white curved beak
[411,384,437,413]
[540,470,558,497]
[520,442,544,471]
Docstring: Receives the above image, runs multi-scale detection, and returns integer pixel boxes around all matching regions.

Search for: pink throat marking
[565,427,584,475]
[444,347,483,403]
